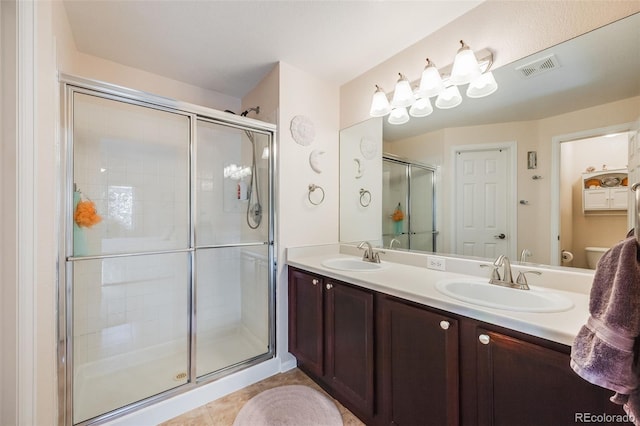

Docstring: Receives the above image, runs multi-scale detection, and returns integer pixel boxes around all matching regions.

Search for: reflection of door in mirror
[382,157,436,251]
[453,146,513,259]
[558,130,631,269]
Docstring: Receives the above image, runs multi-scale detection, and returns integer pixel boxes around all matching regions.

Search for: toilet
[585,247,609,269]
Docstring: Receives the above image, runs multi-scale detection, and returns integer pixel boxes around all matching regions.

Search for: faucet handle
[480,264,501,281]
[372,249,385,263]
[515,270,541,287]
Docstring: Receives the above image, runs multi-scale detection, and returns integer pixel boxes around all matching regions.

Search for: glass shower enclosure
[382,156,437,251]
[59,78,275,425]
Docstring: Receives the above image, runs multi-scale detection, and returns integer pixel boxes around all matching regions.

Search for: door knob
[494,233,506,240]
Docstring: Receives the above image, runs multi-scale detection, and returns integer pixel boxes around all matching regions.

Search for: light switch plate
[426,256,446,271]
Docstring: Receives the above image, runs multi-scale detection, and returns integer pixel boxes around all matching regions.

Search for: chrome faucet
[481,255,540,290]
[495,255,513,285]
[358,241,383,263]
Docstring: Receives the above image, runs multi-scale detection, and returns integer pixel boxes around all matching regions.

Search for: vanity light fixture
[416,59,445,99]
[409,96,433,118]
[369,85,392,117]
[387,106,410,125]
[390,73,415,108]
[435,85,463,109]
[369,40,498,125]
[450,40,482,85]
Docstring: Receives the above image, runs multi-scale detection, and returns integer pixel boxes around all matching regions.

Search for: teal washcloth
[73,191,88,256]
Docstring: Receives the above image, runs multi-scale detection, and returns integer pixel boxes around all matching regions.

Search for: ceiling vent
[515,54,561,78]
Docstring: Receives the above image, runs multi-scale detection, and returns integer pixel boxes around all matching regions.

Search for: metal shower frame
[57,74,277,426]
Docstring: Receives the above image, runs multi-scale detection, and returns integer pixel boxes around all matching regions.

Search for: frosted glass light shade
[450,41,481,86]
[409,97,433,118]
[388,107,410,125]
[369,86,392,117]
[435,85,462,109]
[391,74,415,108]
[466,71,498,98]
[417,60,445,98]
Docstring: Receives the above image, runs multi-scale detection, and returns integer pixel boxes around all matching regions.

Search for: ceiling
[62,0,483,99]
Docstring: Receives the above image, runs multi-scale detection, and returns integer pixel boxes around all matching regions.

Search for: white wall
[276,61,340,363]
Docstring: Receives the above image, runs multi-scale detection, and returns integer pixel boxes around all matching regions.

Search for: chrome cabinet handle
[440,320,450,330]
[326,283,333,290]
[479,334,491,345]
[312,279,319,285]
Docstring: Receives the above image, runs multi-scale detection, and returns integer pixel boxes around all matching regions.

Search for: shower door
[382,157,436,251]
[68,91,192,424]
[194,119,272,379]
[62,80,275,426]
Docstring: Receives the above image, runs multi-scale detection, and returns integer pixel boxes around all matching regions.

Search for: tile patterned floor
[159,368,365,426]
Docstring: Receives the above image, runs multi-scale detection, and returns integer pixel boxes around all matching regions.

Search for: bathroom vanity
[287,246,625,425]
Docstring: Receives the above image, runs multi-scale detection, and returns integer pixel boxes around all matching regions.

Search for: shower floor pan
[73,325,267,424]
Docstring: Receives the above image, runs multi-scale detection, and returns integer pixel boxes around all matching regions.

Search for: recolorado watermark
[575,412,635,423]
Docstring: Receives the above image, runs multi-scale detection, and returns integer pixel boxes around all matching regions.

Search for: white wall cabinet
[582,168,628,212]
[583,187,628,211]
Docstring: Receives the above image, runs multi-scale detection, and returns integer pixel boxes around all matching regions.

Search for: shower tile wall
[195,121,269,245]
[72,94,190,254]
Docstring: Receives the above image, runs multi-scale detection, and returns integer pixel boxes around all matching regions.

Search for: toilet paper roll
[561,250,574,262]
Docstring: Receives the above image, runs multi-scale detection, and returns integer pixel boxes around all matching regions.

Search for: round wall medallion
[360,137,377,160]
[290,115,315,146]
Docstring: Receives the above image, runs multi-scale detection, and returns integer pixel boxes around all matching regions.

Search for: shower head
[240,106,260,117]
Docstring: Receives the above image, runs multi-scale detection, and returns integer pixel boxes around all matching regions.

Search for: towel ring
[308,184,325,206]
[359,188,371,207]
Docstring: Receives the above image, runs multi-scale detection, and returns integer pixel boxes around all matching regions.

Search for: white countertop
[287,245,594,347]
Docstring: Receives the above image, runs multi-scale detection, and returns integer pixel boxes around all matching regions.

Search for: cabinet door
[610,187,629,209]
[288,268,324,377]
[583,189,609,210]
[476,329,624,426]
[325,280,375,418]
[379,296,459,426]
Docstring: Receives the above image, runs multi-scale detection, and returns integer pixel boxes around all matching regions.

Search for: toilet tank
[585,247,609,269]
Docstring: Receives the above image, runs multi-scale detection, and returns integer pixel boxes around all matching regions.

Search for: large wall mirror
[339,12,640,270]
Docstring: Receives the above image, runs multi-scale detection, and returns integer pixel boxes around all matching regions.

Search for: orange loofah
[74,200,102,228]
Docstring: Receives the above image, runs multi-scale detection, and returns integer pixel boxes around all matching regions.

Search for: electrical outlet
[426,256,446,271]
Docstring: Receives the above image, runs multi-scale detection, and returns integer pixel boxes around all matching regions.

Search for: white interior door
[454,148,509,258]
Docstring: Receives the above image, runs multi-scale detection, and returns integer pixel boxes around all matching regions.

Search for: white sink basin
[435,278,573,313]
[321,257,387,272]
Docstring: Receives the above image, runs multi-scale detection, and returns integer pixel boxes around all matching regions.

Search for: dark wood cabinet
[473,326,625,426]
[377,295,459,426]
[288,268,324,377]
[325,279,375,418]
[288,267,626,426]
[288,267,375,420]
